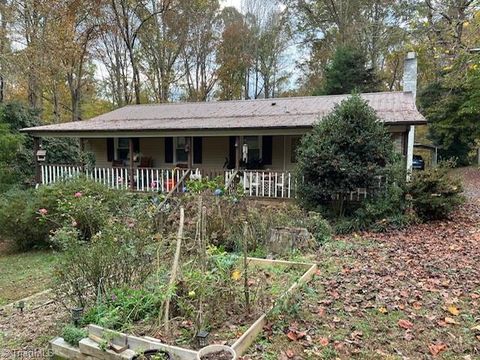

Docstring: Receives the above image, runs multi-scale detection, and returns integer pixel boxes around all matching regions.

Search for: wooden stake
[197,204,207,331]
[243,221,250,311]
[163,206,185,330]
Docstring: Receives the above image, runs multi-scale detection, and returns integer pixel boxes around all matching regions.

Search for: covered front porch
[39,165,297,199]
[38,133,302,199]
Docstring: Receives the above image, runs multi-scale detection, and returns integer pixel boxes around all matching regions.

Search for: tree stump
[266,227,314,255]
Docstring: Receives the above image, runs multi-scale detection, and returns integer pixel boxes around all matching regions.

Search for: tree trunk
[266,227,314,255]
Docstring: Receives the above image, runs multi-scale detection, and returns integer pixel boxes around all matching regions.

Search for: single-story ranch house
[22,53,426,199]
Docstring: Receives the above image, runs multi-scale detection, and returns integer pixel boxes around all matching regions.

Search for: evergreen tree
[418,65,480,166]
[296,94,396,213]
[317,46,380,95]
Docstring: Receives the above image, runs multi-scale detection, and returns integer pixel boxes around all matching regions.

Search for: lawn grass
[0,248,59,306]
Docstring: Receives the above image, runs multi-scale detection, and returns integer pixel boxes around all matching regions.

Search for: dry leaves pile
[244,169,480,359]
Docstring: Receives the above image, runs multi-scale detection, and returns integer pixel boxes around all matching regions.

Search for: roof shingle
[22,92,426,135]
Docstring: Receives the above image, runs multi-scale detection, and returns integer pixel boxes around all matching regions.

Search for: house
[22,53,425,199]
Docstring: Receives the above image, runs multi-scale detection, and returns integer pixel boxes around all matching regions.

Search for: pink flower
[39,208,48,216]
[74,192,83,198]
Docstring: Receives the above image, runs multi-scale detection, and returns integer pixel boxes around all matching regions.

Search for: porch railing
[40,165,296,199]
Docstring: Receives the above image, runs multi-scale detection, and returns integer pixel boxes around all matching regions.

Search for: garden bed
[50,257,317,359]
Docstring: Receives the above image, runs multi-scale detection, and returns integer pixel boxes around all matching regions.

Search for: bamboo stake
[197,205,207,331]
[243,221,250,312]
[163,206,185,330]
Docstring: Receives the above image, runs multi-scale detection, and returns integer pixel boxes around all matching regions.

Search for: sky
[221,0,242,10]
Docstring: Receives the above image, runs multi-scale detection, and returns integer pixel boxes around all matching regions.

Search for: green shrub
[83,287,164,331]
[52,216,157,307]
[0,188,51,250]
[348,162,417,232]
[296,94,397,215]
[304,211,332,244]
[0,178,130,250]
[407,165,464,221]
[62,325,88,347]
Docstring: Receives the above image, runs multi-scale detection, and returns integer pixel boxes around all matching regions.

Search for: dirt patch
[201,350,234,360]
[0,291,68,359]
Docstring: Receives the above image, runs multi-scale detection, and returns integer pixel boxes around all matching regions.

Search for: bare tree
[109,0,169,104]
[140,0,188,102]
[181,0,220,101]
[242,0,290,98]
[95,13,133,107]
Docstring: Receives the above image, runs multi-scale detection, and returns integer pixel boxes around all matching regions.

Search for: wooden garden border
[50,257,317,360]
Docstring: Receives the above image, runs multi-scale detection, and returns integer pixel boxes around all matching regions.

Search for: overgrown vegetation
[62,325,88,347]
[0,178,122,250]
[0,177,327,348]
[0,102,81,192]
[296,95,464,233]
[407,163,464,221]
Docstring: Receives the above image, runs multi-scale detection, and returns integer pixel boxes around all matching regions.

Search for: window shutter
[193,137,202,164]
[132,138,140,153]
[262,136,273,165]
[229,136,236,168]
[107,138,114,162]
[165,137,173,163]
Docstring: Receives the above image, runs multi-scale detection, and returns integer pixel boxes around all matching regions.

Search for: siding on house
[85,135,303,171]
[84,127,408,171]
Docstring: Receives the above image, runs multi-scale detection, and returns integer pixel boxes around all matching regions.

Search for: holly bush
[296,94,397,214]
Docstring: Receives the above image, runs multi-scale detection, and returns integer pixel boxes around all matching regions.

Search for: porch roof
[22,92,426,137]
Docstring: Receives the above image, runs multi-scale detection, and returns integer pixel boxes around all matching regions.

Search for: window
[175,137,188,163]
[244,136,261,163]
[116,138,130,161]
[290,136,301,163]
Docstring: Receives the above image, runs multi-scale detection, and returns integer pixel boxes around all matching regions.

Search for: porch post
[79,138,85,173]
[235,136,241,169]
[33,137,41,184]
[129,138,135,190]
[187,136,193,169]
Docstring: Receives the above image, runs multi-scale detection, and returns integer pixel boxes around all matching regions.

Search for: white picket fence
[40,165,296,199]
[239,170,295,198]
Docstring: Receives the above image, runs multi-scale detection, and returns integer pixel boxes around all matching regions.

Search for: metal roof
[22,92,426,136]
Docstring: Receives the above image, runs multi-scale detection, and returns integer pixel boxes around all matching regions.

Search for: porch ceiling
[21,92,426,137]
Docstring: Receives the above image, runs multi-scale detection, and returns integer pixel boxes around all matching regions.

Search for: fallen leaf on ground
[447,305,460,316]
[285,349,294,358]
[444,317,458,325]
[231,270,241,281]
[429,343,447,356]
[287,331,298,341]
[412,301,422,310]
[398,319,413,329]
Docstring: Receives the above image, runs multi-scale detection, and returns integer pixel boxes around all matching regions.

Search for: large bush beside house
[296,94,398,216]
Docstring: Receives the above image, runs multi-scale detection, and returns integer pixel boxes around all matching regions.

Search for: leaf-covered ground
[244,168,480,360]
